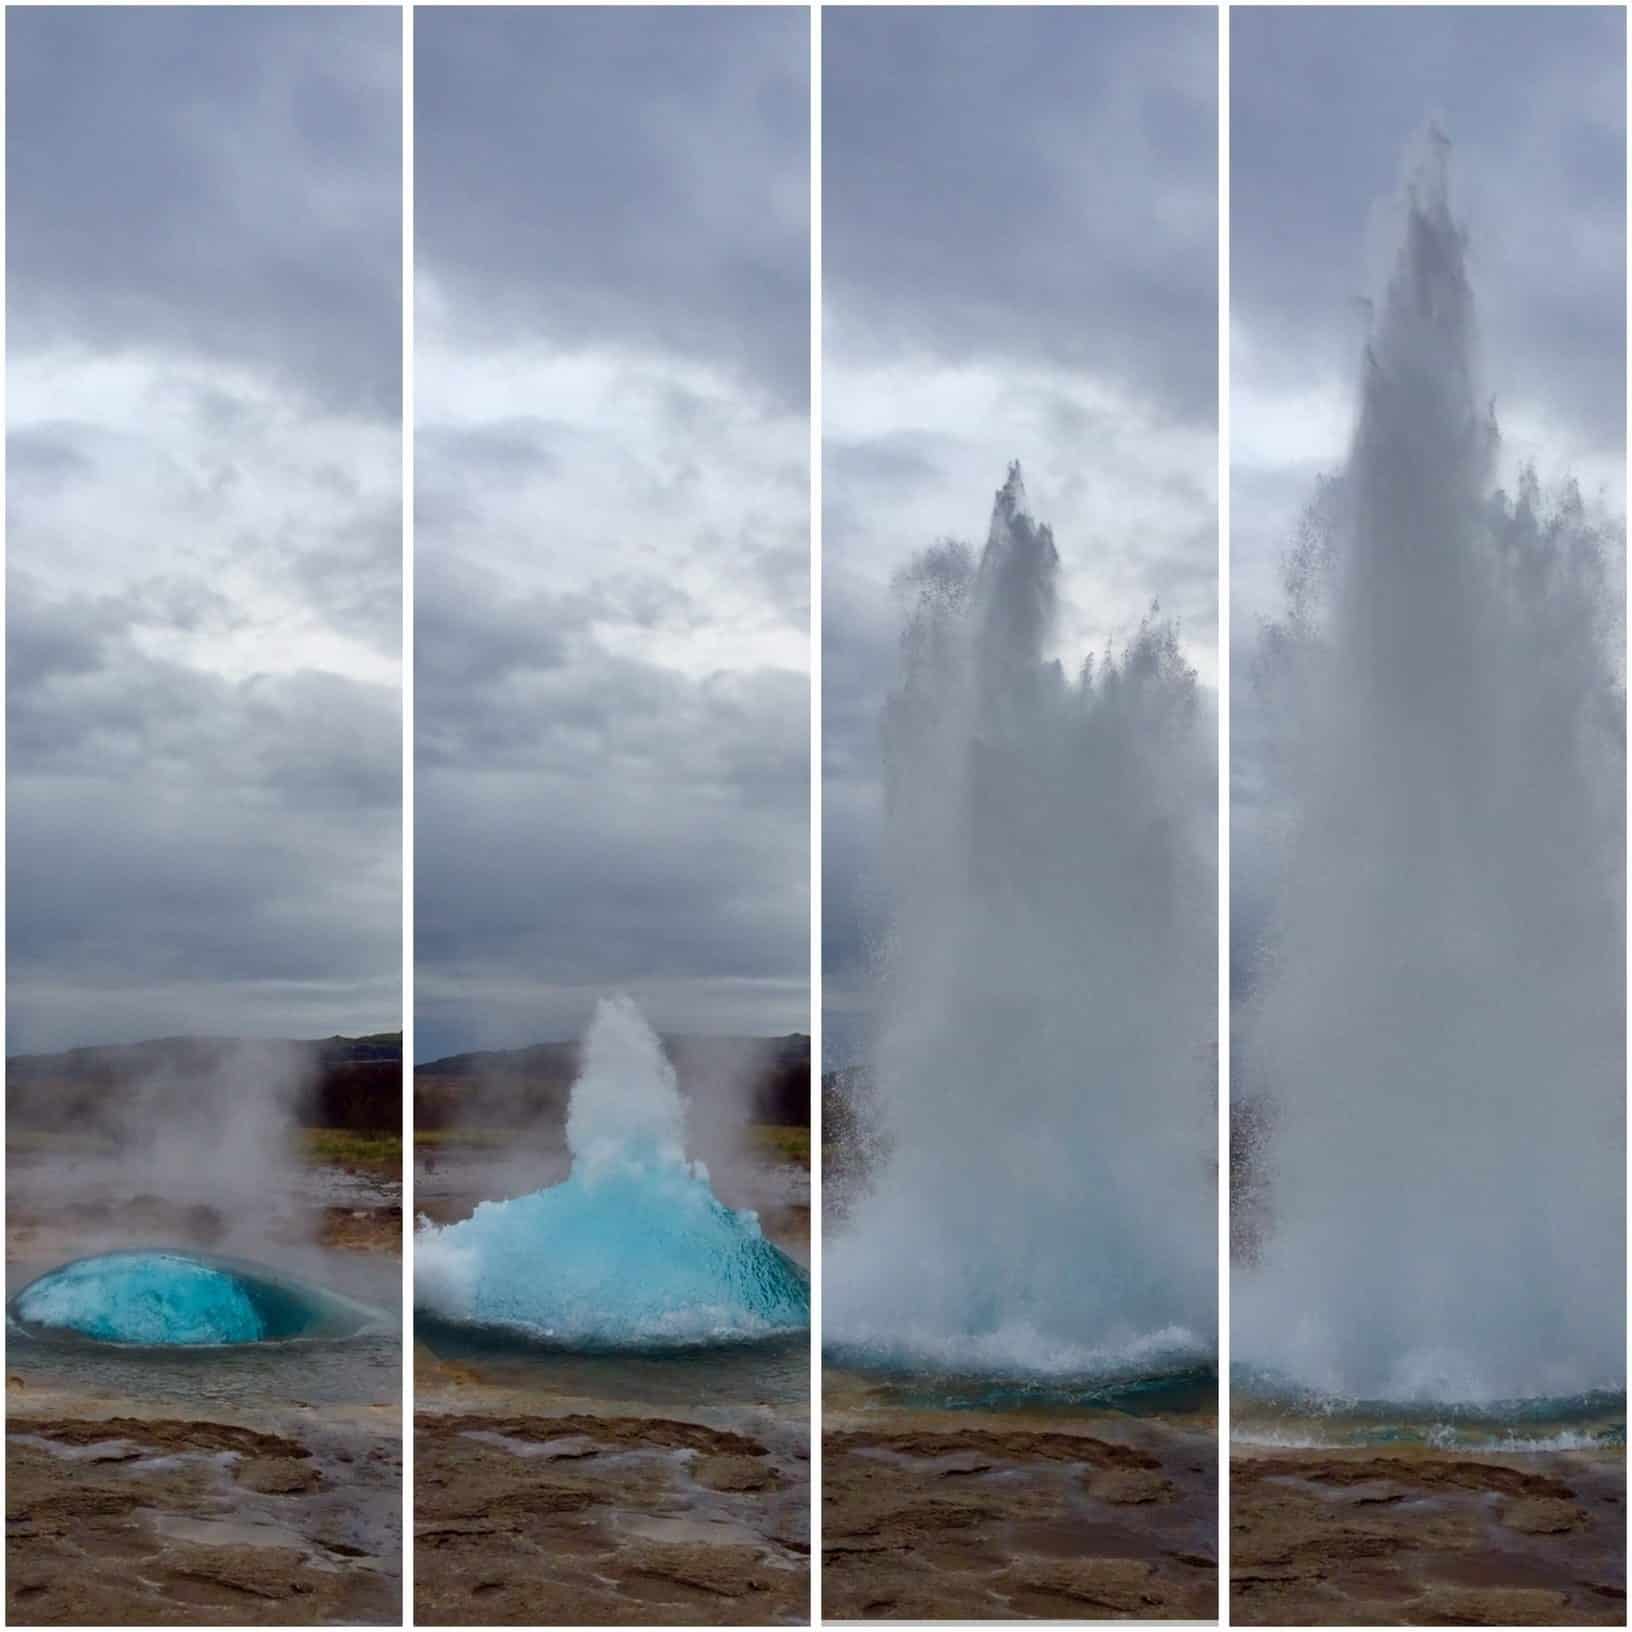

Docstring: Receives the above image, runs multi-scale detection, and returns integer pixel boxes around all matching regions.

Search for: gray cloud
[1231,6,1626,594]
[415,7,809,1059]
[825,6,1218,424]
[8,7,402,420]
[7,9,402,1053]
[415,5,810,410]
[822,8,1218,1062]
[1230,7,1626,1002]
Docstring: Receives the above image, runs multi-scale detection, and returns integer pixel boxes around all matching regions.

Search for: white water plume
[1234,131,1626,1405]
[826,465,1218,1377]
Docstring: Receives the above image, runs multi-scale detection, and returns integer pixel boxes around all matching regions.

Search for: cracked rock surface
[1230,1444,1626,1626]
[822,1403,1218,1620]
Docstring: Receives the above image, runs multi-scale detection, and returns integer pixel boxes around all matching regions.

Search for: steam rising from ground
[416,995,808,1344]
[9,1039,317,1261]
[826,467,1217,1377]
[1234,133,1626,1404]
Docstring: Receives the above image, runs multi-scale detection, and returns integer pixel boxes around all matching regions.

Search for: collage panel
[5,6,405,1627]
[3,3,1630,1629]
[820,6,1221,1621]
[410,5,812,1626]
[1228,7,1627,1626]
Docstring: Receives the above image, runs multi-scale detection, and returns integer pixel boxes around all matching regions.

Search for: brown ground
[6,1194,402,1263]
[6,1173,402,1627]
[7,1399,400,1625]
[822,1405,1218,1620]
[414,1356,810,1625]
[1231,1443,1626,1625]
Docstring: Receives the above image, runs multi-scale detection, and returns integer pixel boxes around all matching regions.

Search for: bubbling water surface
[415,995,809,1347]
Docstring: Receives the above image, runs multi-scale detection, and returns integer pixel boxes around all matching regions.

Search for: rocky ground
[414,1373,810,1625]
[7,1400,400,1625]
[1230,1443,1626,1625]
[822,1402,1218,1620]
[6,1162,403,1626]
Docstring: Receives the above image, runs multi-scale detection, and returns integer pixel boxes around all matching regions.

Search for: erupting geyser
[826,465,1217,1378]
[1234,133,1626,1405]
[8,1251,380,1347]
[415,994,809,1345]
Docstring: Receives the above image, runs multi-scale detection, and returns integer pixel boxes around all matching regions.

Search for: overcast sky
[1232,6,1625,624]
[415,7,810,1060]
[1231,6,1626,995]
[823,7,1219,1061]
[7,8,402,1056]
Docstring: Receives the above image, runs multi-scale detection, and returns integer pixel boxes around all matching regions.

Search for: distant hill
[416,1033,810,1132]
[8,1032,403,1133]
[8,1029,811,1140]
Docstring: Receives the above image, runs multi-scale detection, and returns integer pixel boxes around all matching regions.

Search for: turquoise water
[420,1313,809,1407]
[1232,1363,1626,1448]
[826,1355,1216,1418]
[7,1249,384,1348]
[416,1161,809,1347]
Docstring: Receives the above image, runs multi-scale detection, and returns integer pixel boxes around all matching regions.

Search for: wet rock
[1419,1584,1574,1624]
[692,1453,778,1492]
[1500,1496,1589,1535]
[829,1425,1159,1470]
[415,1405,808,1626]
[1000,1557,1198,1619]
[824,1415,1216,1620]
[1232,1448,1623,1627]
[1091,1468,1178,1505]
[622,1542,768,1599]
[238,1456,322,1495]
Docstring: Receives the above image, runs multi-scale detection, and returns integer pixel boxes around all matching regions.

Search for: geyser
[415,994,809,1346]
[1234,133,1626,1405]
[826,465,1217,1378]
[8,1250,380,1347]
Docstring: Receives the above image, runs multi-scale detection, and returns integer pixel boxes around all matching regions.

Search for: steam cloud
[826,465,1218,1377]
[1234,133,1626,1404]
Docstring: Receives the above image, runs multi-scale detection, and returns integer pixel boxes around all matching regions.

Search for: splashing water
[8,1250,381,1346]
[826,466,1217,1379]
[1235,133,1626,1405]
[415,994,809,1346]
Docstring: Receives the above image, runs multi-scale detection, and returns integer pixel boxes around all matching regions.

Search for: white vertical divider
[1216,3,1231,1624]
[808,3,824,1624]
[400,2,415,1622]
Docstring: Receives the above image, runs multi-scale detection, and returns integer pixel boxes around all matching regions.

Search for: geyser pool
[825,464,1217,1380]
[7,1250,381,1347]
[415,995,809,1346]
[1233,132,1625,1406]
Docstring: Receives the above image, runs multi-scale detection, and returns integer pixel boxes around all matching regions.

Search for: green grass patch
[301,1128,402,1174]
[750,1124,810,1167]
[6,1128,118,1157]
[413,1127,520,1151]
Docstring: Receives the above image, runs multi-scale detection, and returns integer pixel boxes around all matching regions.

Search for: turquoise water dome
[8,1250,379,1346]
[415,995,810,1347]
[418,1160,809,1345]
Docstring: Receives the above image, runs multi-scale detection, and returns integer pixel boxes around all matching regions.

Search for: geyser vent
[7,1250,380,1347]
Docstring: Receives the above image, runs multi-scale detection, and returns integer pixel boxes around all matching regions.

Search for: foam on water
[1234,132,1626,1405]
[7,1250,379,1347]
[826,466,1217,1379]
[415,995,809,1346]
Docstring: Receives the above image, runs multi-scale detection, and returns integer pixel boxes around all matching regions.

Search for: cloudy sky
[823,7,1219,1059]
[1232,6,1625,622]
[415,7,809,1059]
[7,8,402,1055]
[1231,6,1626,993]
